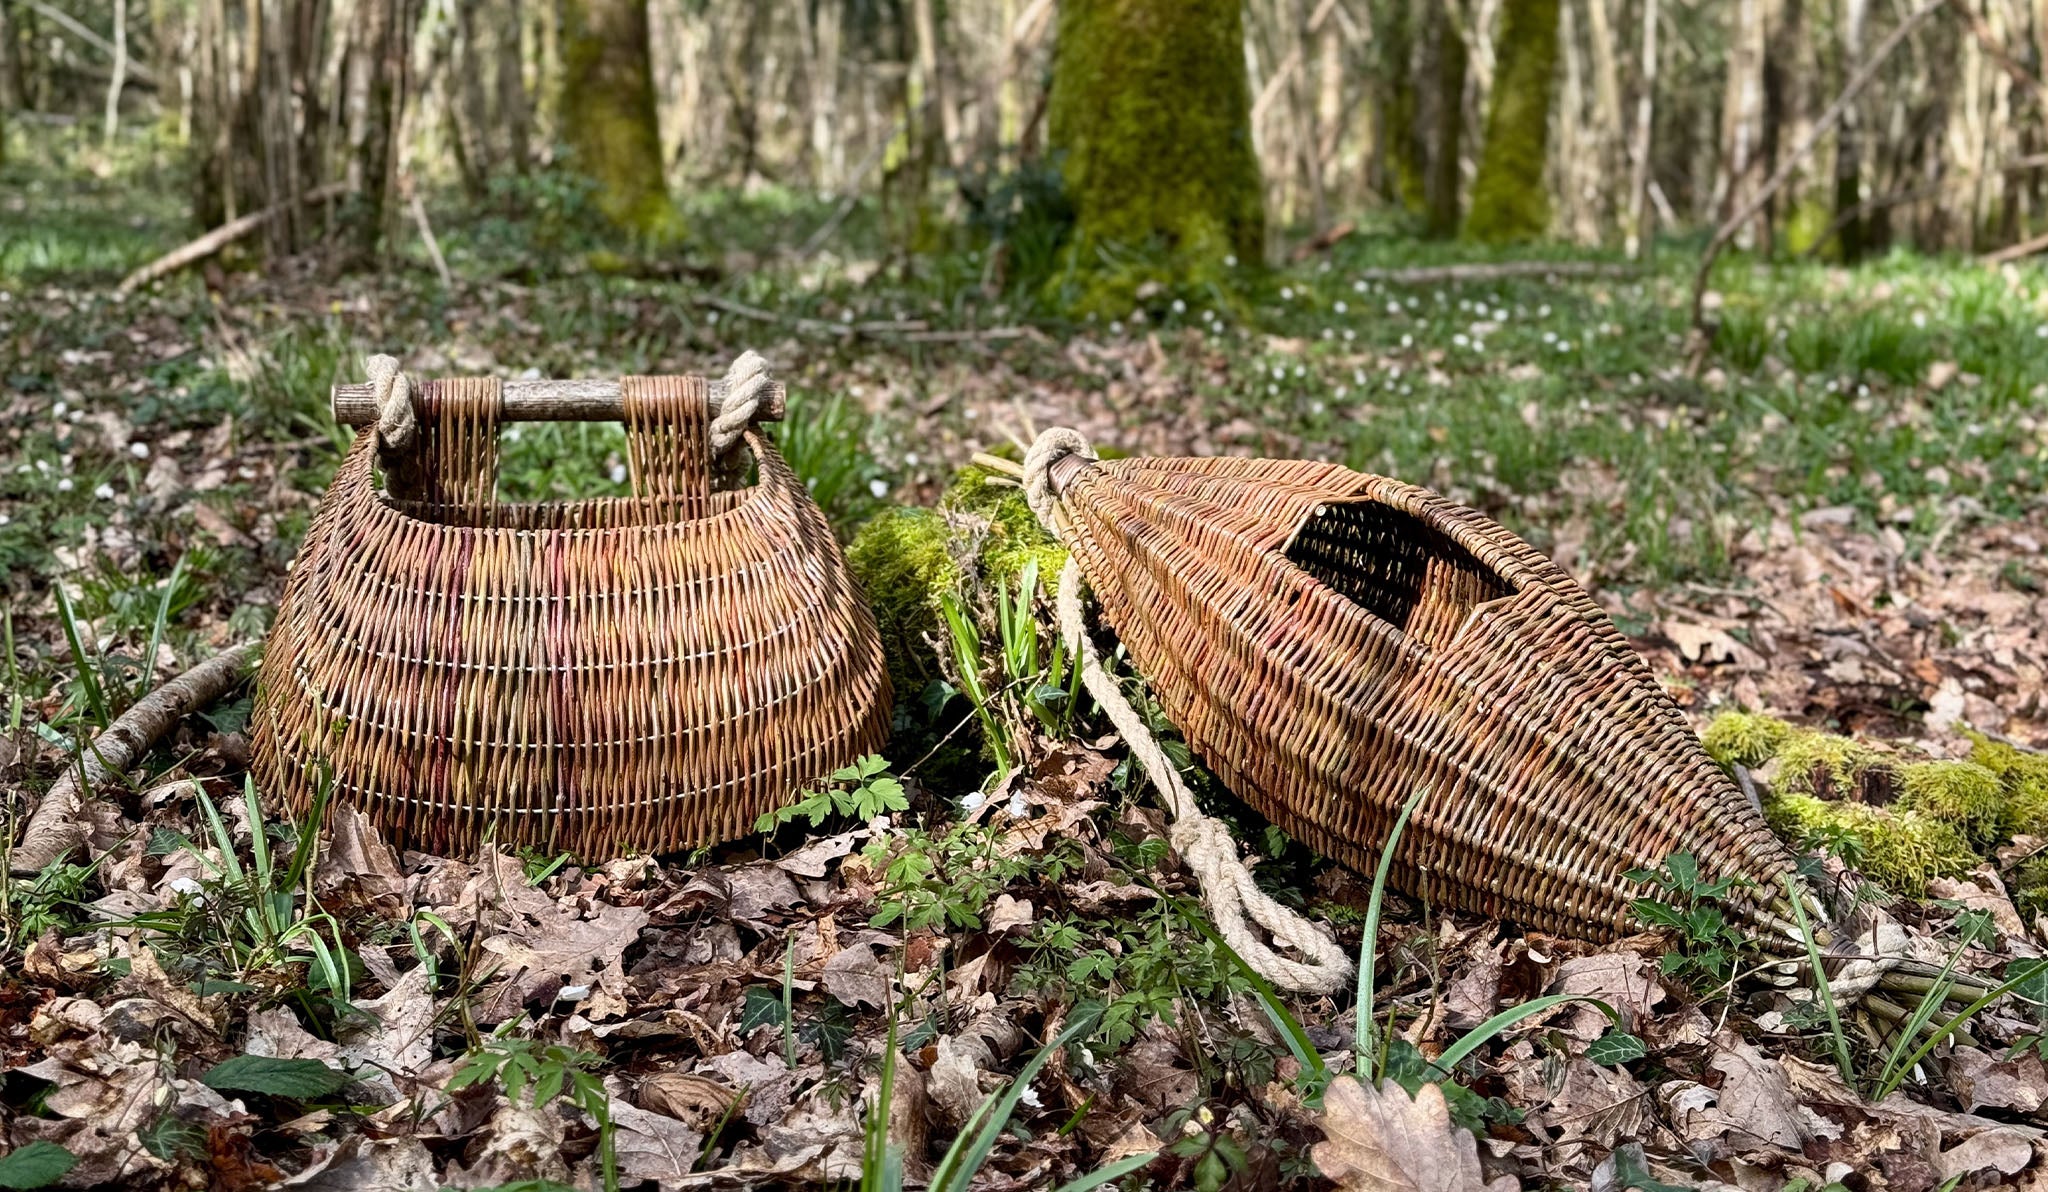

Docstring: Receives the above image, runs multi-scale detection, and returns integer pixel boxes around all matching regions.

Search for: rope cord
[365,353,416,454]
[1026,429,1352,995]
[711,350,770,455]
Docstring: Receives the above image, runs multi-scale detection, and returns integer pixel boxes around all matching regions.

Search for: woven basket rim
[356,426,783,541]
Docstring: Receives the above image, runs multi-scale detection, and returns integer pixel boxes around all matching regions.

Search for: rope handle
[1024,429,1354,996]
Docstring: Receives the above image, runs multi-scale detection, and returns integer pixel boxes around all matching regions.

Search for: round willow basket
[251,373,890,858]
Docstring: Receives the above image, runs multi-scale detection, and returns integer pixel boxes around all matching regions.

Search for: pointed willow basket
[1031,442,1805,942]
[252,370,890,858]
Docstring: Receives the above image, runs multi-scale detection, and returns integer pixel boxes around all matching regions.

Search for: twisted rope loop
[365,353,416,453]
[712,350,771,455]
[1026,428,1353,995]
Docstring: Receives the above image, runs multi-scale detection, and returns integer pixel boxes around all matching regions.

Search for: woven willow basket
[252,374,890,858]
[1043,450,1800,940]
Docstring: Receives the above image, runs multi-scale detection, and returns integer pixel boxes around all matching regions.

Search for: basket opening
[1286,501,1516,651]
[375,432,764,531]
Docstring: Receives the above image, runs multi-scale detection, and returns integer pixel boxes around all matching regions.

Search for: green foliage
[1465,0,1561,243]
[202,1055,352,1099]
[758,755,909,832]
[1626,853,1757,991]
[1967,731,2048,836]
[0,1142,78,1190]
[865,820,1057,933]
[451,1023,618,1192]
[1700,711,1795,770]
[1,856,98,950]
[1044,0,1264,314]
[772,388,886,533]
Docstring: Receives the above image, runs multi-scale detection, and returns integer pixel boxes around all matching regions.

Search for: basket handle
[331,373,786,427]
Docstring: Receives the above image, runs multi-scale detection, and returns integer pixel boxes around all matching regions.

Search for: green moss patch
[1701,712,1796,770]
[1763,794,1977,896]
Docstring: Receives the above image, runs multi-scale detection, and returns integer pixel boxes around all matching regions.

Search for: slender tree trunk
[1048,0,1264,308]
[497,0,529,173]
[1467,0,1561,240]
[558,0,671,235]
[1415,0,1467,236]
[343,0,411,261]
[103,0,126,147]
[1718,0,1769,248]
[1624,0,1660,257]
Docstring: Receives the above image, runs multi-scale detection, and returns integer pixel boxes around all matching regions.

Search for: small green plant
[1626,852,1757,993]
[937,559,1081,783]
[759,754,909,832]
[866,820,1039,932]
[154,777,353,1022]
[450,1023,618,1192]
[0,855,100,950]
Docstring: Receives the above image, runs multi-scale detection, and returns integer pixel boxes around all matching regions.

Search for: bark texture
[559,0,673,236]
[1467,0,1562,241]
[1046,0,1264,310]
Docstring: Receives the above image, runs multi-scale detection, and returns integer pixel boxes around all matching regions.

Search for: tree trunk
[1717,0,1769,249]
[342,0,412,263]
[1047,0,1264,308]
[1623,0,1659,257]
[558,0,671,236]
[1466,0,1560,240]
[1414,0,1467,236]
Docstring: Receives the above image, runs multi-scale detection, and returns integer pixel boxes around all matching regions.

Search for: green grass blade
[138,553,186,698]
[1784,874,1854,1089]
[1358,786,1430,1075]
[1432,994,1619,1075]
[53,583,109,729]
[1052,1152,1158,1192]
[937,1008,1102,1191]
[1875,962,2044,1100]
[1180,902,1326,1083]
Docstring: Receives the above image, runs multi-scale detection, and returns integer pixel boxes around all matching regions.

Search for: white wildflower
[129,441,149,459]
[868,479,889,499]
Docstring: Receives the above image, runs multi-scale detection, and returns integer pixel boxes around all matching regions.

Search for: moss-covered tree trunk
[1047,0,1263,310]
[558,0,671,237]
[1465,0,1560,242]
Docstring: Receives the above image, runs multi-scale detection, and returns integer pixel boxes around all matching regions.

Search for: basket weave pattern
[252,375,890,857]
[1055,455,1795,939]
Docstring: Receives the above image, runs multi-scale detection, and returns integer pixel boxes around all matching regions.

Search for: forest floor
[5,136,2048,1190]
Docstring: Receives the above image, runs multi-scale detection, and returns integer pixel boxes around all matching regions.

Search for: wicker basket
[251,373,890,858]
[1044,450,1799,940]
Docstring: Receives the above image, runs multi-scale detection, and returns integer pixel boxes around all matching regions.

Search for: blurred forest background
[10,0,2048,276]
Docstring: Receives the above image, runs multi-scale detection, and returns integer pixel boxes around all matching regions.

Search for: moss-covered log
[558,0,673,237]
[1046,0,1264,311]
[1466,0,1560,243]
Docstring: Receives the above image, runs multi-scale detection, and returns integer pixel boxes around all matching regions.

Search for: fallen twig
[1352,260,1640,285]
[115,183,348,298]
[12,642,261,876]
[1982,227,2048,266]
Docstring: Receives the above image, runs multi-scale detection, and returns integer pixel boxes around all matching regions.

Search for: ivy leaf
[201,1055,351,1099]
[1586,1030,1647,1067]
[0,1142,78,1189]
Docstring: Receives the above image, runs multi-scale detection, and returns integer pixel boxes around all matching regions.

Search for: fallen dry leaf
[1311,1076,1517,1192]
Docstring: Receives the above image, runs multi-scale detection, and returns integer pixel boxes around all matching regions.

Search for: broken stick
[13,642,262,876]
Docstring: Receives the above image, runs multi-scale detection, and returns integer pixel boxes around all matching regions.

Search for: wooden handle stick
[330,376,787,426]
